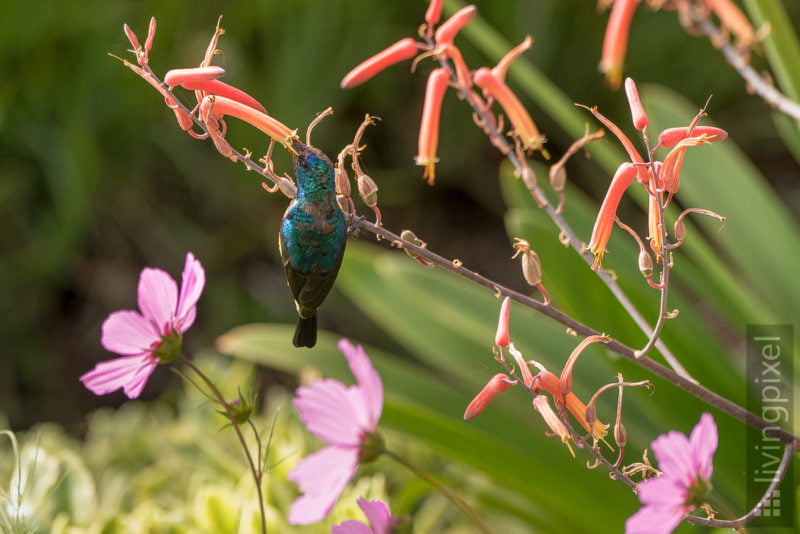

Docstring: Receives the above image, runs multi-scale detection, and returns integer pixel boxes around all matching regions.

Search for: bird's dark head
[291,139,334,178]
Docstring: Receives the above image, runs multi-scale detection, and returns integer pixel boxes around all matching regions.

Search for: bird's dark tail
[293,314,317,348]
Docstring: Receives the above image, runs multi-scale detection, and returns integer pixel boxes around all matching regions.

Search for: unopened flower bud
[624,77,648,130]
[340,38,419,89]
[584,401,598,428]
[549,164,566,192]
[144,17,156,52]
[614,420,627,447]
[638,249,653,277]
[512,238,542,287]
[521,249,542,286]
[522,165,538,190]
[435,5,477,46]
[357,173,379,207]
[464,373,513,420]
[495,297,511,348]
[335,166,351,197]
[425,0,444,29]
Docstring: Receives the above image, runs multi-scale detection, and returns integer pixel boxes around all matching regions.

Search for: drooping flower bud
[464,373,514,420]
[357,173,379,207]
[511,238,543,287]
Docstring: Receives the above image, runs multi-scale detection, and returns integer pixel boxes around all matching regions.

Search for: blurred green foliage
[1,355,517,532]
[1,0,800,532]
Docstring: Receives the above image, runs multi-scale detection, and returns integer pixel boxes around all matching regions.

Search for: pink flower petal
[637,476,686,508]
[339,339,383,428]
[174,252,205,332]
[101,310,159,355]
[689,412,718,480]
[137,267,178,335]
[123,361,159,398]
[651,430,694,487]
[331,521,373,534]
[625,501,686,534]
[80,354,157,398]
[288,446,359,525]
[293,379,364,447]
[358,498,392,534]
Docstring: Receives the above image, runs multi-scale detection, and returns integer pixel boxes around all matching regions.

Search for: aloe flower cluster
[340,3,545,184]
[584,77,727,271]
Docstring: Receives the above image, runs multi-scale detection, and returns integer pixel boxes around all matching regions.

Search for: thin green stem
[181,360,268,534]
[382,449,494,534]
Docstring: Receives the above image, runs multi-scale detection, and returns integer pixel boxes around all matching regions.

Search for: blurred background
[2,0,797,430]
[1,1,799,530]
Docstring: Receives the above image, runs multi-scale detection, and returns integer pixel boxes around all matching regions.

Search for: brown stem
[686,443,795,528]
[350,217,800,448]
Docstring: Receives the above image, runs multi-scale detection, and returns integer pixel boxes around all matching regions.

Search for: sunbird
[279,139,347,348]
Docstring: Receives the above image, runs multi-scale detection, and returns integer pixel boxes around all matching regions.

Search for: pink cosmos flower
[331,498,394,534]
[80,252,205,399]
[626,413,718,534]
[288,339,384,525]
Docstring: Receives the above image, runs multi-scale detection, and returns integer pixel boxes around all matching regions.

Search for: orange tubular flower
[340,38,420,89]
[660,133,720,193]
[647,194,663,254]
[533,395,575,457]
[533,370,609,442]
[656,126,727,149]
[165,66,268,113]
[559,335,610,400]
[199,95,296,146]
[415,68,450,184]
[495,296,511,348]
[473,67,546,153]
[588,162,638,269]
[464,373,514,420]
[434,5,477,47]
[599,0,639,90]
[703,0,756,46]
